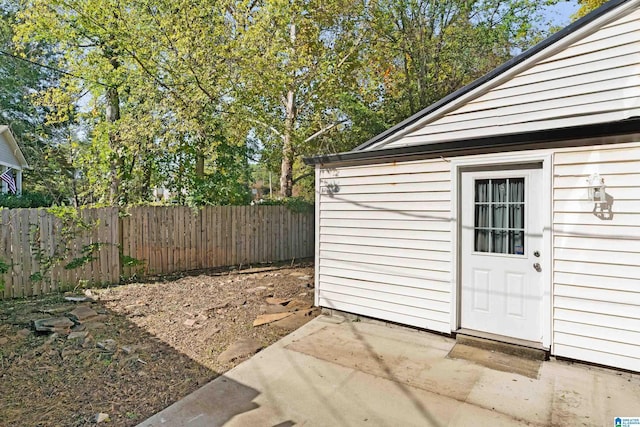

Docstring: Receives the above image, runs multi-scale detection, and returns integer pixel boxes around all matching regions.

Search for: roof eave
[303,118,640,166]
[0,126,30,169]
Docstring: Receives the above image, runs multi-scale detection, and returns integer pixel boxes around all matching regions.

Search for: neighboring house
[305,0,640,372]
[0,126,28,194]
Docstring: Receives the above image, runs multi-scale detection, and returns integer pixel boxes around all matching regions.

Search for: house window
[474,178,525,255]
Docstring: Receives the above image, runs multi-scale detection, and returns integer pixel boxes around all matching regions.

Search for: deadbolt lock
[533,251,540,257]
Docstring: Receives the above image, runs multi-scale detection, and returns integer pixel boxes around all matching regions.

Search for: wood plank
[1,209,11,298]
[226,205,231,267]
[189,208,197,270]
[211,207,218,267]
[120,211,130,279]
[176,207,183,272]
[203,207,208,268]
[106,208,116,284]
[167,207,174,274]
[17,209,28,296]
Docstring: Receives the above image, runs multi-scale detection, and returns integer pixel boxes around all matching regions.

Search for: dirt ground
[0,262,318,426]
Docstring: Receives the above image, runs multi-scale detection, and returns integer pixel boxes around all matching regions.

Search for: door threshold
[455,329,549,361]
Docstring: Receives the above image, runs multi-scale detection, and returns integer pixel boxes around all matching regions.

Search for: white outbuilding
[0,126,28,194]
[305,0,640,372]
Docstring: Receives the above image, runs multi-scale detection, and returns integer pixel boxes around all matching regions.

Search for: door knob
[533,262,542,272]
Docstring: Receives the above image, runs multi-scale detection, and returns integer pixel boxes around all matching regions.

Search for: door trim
[450,151,553,350]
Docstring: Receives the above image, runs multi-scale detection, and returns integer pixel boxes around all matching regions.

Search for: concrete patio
[139,315,640,426]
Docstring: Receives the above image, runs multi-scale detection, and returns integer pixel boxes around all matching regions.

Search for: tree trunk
[280,21,296,198]
[280,88,295,197]
[196,153,205,178]
[106,84,121,204]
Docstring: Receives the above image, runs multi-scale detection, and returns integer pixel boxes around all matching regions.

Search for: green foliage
[573,0,608,20]
[255,197,314,213]
[0,191,53,208]
[0,257,9,292]
[64,242,102,270]
[29,207,100,289]
[9,0,564,206]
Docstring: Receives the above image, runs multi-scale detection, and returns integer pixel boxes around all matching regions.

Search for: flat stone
[61,348,79,359]
[284,299,313,312]
[97,339,117,352]
[296,275,312,280]
[253,312,293,327]
[265,297,292,305]
[64,296,93,302]
[41,305,76,315]
[121,345,136,355]
[184,318,197,327]
[33,317,74,333]
[68,306,98,322]
[71,324,86,332]
[95,413,110,423]
[68,331,89,341]
[217,338,262,364]
[83,321,105,331]
[45,333,59,345]
[289,272,308,277]
[260,304,289,315]
[272,309,320,330]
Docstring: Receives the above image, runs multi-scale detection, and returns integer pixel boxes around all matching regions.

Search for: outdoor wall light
[587,173,606,205]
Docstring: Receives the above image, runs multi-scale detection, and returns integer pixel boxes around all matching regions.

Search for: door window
[474,178,525,255]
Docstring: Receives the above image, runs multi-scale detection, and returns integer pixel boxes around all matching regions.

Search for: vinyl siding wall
[317,159,452,333]
[0,135,20,168]
[374,5,640,149]
[553,142,640,372]
[317,141,640,372]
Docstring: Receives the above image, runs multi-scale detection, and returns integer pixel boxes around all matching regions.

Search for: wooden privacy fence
[0,205,314,298]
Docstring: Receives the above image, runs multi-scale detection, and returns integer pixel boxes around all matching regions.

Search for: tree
[0,2,73,204]
[366,0,561,124]
[573,0,607,19]
[225,0,368,197]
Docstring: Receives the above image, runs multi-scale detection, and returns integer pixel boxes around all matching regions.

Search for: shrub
[0,191,53,208]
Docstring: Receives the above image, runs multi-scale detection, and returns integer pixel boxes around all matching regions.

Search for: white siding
[0,134,20,168]
[553,142,640,372]
[317,159,452,333]
[373,5,640,149]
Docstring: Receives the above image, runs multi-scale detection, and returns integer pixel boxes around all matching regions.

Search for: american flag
[0,168,17,194]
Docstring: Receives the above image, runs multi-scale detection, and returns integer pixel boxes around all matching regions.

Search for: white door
[461,168,543,342]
